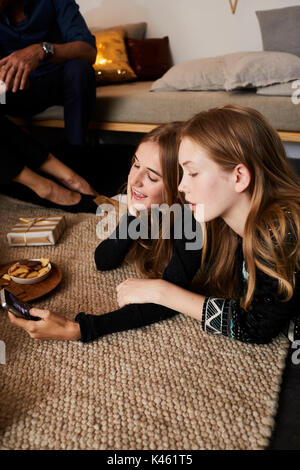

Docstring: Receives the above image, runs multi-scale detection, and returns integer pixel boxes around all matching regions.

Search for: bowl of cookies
[8,258,51,285]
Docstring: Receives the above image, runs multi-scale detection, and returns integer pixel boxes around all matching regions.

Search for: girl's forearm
[157,280,204,322]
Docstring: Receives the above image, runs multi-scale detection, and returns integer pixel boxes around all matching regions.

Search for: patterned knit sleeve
[201,270,300,344]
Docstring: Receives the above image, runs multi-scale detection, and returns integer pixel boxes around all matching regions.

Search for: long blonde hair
[181,105,300,309]
[126,122,184,278]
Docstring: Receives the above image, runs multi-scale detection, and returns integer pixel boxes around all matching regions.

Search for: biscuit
[25,260,41,268]
[40,258,50,268]
[26,271,39,279]
[37,267,49,277]
[8,258,51,279]
[16,265,31,271]
[33,264,43,271]
[9,265,22,275]
[11,267,30,276]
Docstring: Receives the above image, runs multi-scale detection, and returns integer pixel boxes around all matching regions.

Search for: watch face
[43,42,54,59]
[47,43,54,55]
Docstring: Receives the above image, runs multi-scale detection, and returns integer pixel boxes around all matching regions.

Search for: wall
[77,0,300,64]
[77,0,300,157]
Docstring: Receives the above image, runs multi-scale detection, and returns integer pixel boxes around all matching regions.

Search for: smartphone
[0,288,40,321]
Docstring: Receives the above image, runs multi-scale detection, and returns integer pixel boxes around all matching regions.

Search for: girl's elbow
[94,247,109,271]
[94,252,120,271]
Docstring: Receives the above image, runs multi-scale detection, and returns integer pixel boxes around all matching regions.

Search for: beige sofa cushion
[31,81,300,132]
[256,80,300,96]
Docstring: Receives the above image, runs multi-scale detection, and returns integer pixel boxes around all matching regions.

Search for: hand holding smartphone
[0,288,40,321]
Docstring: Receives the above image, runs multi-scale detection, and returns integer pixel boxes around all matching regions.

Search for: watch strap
[41,42,54,61]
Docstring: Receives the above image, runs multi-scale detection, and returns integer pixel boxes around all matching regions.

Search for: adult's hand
[8,308,81,341]
[0,44,44,92]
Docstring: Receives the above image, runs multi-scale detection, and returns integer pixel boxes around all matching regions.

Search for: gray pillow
[256,6,300,57]
[224,51,300,90]
[256,80,300,96]
[151,55,225,91]
[91,22,147,40]
[151,51,300,92]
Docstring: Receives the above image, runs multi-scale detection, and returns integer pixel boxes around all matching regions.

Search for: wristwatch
[41,42,54,61]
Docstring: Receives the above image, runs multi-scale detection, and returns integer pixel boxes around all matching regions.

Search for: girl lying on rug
[8,106,300,344]
[8,121,204,340]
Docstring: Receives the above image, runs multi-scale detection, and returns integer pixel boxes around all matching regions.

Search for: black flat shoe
[0,182,99,213]
[34,193,99,213]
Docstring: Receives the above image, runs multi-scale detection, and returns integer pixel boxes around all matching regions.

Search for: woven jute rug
[0,194,289,450]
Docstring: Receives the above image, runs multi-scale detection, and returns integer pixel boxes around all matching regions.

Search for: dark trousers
[5,58,96,146]
[0,114,49,184]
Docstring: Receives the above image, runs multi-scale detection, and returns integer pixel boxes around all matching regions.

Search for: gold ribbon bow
[19,217,52,246]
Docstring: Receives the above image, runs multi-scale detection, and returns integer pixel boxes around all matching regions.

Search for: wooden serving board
[0,261,62,302]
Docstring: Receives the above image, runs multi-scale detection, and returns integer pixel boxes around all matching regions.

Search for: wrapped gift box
[7,216,66,246]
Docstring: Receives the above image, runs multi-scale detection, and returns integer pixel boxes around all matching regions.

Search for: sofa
[9,80,300,143]
[8,10,300,144]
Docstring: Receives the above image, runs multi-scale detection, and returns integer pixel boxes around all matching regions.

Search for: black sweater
[75,214,300,344]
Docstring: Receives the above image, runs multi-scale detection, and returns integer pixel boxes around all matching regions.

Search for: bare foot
[37,178,82,206]
[14,167,82,206]
[39,154,97,196]
[58,172,97,197]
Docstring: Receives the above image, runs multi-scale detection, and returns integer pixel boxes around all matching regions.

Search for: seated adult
[0,113,99,212]
[0,0,97,148]
[0,0,99,211]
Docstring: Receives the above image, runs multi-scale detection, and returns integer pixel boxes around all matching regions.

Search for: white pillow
[151,51,300,92]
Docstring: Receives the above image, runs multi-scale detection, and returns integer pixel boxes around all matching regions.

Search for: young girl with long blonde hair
[117,105,300,344]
